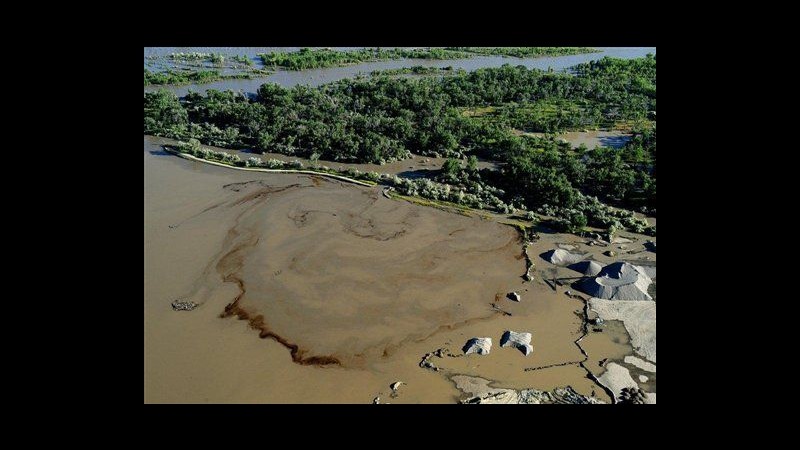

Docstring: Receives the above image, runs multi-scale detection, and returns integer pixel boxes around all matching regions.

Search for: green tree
[467,155,478,172]
[568,211,588,232]
[442,158,461,178]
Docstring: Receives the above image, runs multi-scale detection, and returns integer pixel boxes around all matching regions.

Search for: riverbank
[164,146,375,187]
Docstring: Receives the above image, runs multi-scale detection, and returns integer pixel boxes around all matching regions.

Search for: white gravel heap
[568,260,604,276]
[542,248,587,266]
[579,262,653,301]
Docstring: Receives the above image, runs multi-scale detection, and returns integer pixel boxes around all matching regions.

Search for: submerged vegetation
[369,66,457,76]
[145,55,656,234]
[446,47,599,58]
[233,55,254,66]
[144,52,270,86]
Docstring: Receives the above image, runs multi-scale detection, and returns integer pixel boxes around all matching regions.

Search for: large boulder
[462,337,493,355]
[500,330,533,356]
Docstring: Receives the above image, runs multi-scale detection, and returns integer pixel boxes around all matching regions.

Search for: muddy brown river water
[144,135,654,403]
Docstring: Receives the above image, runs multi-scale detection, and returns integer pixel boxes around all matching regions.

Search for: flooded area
[524,130,633,150]
[144,47,656,96]
[560,130,632,149]
[144,134,655,403]
[145,47,656,403]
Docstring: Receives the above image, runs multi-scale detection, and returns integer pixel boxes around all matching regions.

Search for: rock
[372,396,380,404]
[507,292,521,302]
[462,337,492,355]
[420,348,450,371]
[171,300,198,311]
[639,375,649,383]
[618,387,646,404]
[500,330,533,356]
[603,250,616,257]
[390,381,404,391]
[453,375,604,404]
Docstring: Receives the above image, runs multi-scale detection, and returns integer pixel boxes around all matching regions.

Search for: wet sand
[145,135,655,403]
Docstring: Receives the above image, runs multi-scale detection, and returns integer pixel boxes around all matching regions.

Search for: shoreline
[164,147,376,187]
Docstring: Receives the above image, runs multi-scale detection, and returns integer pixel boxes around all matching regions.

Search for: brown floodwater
[524,130,632,149]
[144,135,655,403]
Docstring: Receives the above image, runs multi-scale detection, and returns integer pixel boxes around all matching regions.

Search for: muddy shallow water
[144,135,656,403]
[195,176,524,367]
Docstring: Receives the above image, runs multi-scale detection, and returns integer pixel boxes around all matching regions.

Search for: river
[144,47,655,97]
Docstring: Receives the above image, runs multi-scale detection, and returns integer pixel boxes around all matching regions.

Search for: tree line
[145,56,656,230]
[258,47,598,71]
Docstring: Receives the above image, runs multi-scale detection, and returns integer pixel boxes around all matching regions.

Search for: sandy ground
[589,299,656,363]
[145,135,656,403]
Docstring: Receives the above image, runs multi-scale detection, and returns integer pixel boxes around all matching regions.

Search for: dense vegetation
[145,55,656,234]
[259,48,472,70]
[445,47,598,58]
[143,69,254,86]
[258,47,597,71]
